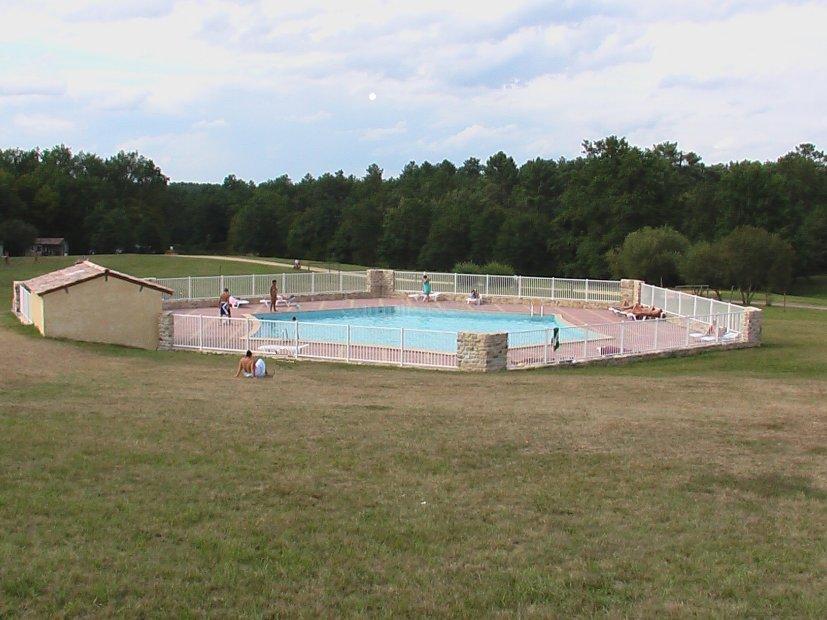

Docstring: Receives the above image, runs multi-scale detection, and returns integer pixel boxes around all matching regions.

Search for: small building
[12,261,173,349]
[30,237,69,256]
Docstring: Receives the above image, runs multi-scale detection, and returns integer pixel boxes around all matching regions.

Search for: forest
[1,137,824,285]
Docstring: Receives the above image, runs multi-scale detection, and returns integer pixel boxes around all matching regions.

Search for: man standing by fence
[269,279,279,312]
[219,288,231,321]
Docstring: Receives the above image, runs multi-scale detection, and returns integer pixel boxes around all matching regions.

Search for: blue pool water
[253,306,591,353]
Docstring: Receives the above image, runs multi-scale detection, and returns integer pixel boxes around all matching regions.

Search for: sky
[1,0,825,182]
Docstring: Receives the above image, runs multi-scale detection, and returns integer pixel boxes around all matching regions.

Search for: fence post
[544,328,549,364]
[582,335,588,359]
[245,317,251,351]
[219,274,224,295]
[551,277,556,300]
[693,296,697,317]
[346,325,351,362]
[339,271,343,292]
[198,314,203,351]
[518,275,522,298]
[400,328,405,367]
[282,273,286,295]
[188,276,192,300]
[685,318,691,346]
[585,279,590,301]
[250,274,255,296]
[619,321,625,354]
[295,321,300,358]
[454,272,458,293]
[485,274,490,296]
[654,319,660,350]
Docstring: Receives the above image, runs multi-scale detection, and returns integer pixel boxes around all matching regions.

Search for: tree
[681,241,730,299]
[0,218,37,255]
[720,226,796,304]
[608,226,689,286]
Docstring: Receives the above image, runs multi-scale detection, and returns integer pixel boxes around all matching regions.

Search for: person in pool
[422,274,432,302]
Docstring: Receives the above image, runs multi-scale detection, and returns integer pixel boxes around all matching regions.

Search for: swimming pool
[253,306,593,353]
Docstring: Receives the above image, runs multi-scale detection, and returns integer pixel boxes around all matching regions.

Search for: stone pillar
[620,279,643,306]
[11,281,19,315]
[157,311,174,350]
[741,307,762,345]
[367,269,395,297]
[457,332,508,372]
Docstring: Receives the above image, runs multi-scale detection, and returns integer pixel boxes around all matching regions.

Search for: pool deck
[173,297,625,328]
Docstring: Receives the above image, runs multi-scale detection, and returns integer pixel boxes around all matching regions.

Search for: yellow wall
[41,276,163,349]
[29,292,45,335]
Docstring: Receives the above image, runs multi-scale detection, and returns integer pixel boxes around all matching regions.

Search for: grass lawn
[0,254,292,292]
[0,262,825,615]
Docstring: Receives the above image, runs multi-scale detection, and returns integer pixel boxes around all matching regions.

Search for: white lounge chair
[259,296,301,309]
[258,343,309,358]
[409,292,445,302]
[229,296,250,309]
[466,295,482,305]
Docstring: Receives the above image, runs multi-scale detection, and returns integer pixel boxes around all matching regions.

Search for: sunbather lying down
[610,303,665,319]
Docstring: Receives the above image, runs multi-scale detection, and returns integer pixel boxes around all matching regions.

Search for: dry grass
[1,303,825,615]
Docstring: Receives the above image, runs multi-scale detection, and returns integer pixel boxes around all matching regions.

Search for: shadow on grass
[686,472,827,500]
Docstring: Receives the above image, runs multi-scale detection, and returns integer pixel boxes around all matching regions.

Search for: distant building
[30,237,69,256]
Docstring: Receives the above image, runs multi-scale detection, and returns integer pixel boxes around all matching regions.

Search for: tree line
[1,137,824,287]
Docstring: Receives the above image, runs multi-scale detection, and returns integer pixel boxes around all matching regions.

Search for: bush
[452,261,482,274]
[608,226,689,286]
[480,261,515,275]
[681,241,730,300]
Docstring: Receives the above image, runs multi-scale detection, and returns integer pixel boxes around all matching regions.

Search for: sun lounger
[229,296,249,309]
[259,296,300,308]
[466,295,482,305]
[258,343,309,358]
[409,292,445,302]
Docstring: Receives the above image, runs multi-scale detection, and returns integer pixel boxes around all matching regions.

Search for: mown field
[1,257,825,616]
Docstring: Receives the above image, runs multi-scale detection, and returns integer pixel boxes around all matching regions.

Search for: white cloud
[13,113,76,134]
[359,121,407,141]
[0,0,824,180]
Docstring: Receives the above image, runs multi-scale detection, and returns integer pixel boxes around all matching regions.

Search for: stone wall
[457,332,508,372]
[620,279,643,306]
[366,269,395,296]
[741,306,763,345]
[157,311,174,350]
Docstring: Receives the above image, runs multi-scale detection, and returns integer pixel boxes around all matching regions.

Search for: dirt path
[184,255,329,272]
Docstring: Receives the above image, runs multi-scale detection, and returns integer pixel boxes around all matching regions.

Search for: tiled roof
[33,238,66,245]
[21,261,174,296]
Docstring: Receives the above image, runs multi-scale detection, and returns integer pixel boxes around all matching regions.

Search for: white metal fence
[641,283,744,333]
[394,271,621,302]
[172,314,458,369]
[149,271,368,301]
[507,312,743,369]
[18,285,32,324]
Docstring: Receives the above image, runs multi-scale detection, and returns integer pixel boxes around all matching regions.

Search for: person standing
[219,287,231,320]
[422,274,432,302]
[269,279,279,312]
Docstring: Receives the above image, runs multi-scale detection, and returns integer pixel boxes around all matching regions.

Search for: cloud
[359,121,407,141]
[13,113,76,133]
[0,0,824,180]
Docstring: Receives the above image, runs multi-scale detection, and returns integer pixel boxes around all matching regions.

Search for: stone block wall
[157,311,174,350]
[457,332,508,372]
[741,307,763,345]
[367,269,395,297]
[620,279,643,306]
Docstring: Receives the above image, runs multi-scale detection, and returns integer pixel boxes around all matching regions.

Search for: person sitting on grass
[422,274,432,302]
[235,350,268,378]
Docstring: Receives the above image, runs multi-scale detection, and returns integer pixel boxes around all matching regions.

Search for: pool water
[253,306,592,353]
